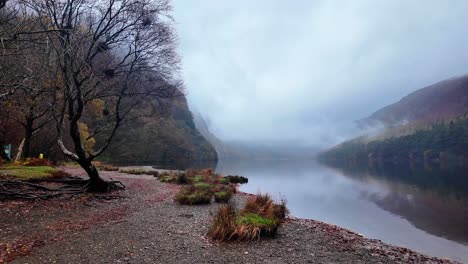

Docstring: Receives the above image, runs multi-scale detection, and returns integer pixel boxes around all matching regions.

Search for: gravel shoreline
[1,167,460,263]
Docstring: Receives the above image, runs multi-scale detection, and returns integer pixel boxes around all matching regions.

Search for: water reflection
[329,163,468,245]
[215,159,468,263]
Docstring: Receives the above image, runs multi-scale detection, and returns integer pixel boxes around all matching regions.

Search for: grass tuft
[23,158,54,167]
[160,169,238,206]
[192,175,204,183]
[207,193,287,241]
[100,165,119,171]
[121,169,159,177]
[194,182,212,191]
[214,191,233,203]
[207,203,237,241]
[175,185,212,205]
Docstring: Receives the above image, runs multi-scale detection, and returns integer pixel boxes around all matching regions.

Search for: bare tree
[0,3,59,158]
[20,0,181,191]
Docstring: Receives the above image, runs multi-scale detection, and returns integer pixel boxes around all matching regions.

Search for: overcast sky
[172,0,468,148]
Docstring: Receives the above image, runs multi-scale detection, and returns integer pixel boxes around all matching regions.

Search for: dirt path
[0,167,458,264]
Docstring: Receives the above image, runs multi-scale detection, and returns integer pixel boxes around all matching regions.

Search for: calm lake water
[214,159,468,263]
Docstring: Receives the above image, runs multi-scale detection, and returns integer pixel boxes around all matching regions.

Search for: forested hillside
[320,116,468,166]
[321,75,468,167]
[102,97,217,163]
[0,0,216,168]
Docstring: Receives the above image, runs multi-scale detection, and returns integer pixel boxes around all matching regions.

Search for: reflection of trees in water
[216,159,321,176]
[328,162,468,198]
[367,191,468,245]
[329,162,468,244]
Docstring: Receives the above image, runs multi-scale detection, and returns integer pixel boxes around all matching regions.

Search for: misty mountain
[320,74,468,167]
[358,75,468,127]
[193,112,318,160]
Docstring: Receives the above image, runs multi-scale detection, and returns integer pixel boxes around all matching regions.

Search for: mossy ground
[0,164,59,180]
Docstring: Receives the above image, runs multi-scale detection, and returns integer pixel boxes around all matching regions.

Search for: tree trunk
[79,160,110,192]
[22,118,33,159]
[15,138,25,161]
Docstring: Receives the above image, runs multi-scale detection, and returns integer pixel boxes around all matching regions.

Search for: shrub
[225,175,248,184]
[23,158,54,167]
[175,185,212,205]
[214,191,233,203]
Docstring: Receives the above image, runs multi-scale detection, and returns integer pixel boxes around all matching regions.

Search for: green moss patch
[237,213,277,228]
[0,165,58,180]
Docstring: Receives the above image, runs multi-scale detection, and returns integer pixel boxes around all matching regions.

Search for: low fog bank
[193,109,387,159]
[175,0,468,151]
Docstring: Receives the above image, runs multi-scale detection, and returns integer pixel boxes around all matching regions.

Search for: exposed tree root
[0,178,125,200]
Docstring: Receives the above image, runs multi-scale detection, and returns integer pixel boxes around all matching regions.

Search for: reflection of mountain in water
[328,162,468,245]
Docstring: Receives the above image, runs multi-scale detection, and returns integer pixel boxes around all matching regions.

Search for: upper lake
[215,159,468,263]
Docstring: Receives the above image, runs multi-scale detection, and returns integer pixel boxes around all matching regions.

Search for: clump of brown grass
[23,158,53,167]
[214,191,233,203]
[207,193,288,241]
[207,203,237,241]
[100,165,119,171]
[175,185,212,205]
[158,171,178,183]
[121,169,159,177]
[163,169,241,205]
